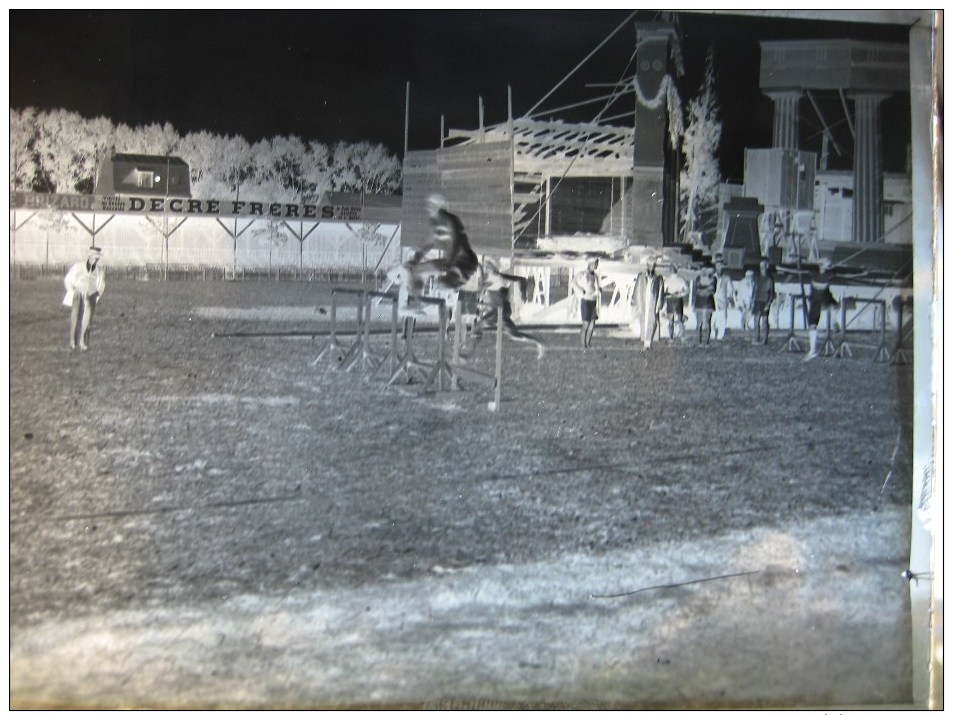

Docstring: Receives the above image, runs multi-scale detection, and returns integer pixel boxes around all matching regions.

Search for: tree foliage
[8,108,403,198]
[678,46,723,241]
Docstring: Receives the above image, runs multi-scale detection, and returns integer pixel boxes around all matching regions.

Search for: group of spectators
[632,254,777,349]
[574,253,837,359]
[686,254,778,347]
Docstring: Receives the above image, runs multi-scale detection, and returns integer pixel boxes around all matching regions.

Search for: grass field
[9,276,916,708]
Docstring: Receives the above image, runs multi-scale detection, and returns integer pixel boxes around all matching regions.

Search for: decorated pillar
[850,92,888,243]
[766,90,802,150]
[631,23,682,248]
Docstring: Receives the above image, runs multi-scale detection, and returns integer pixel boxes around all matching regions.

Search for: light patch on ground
[194,305,396,322]
[10,507,912,709]
[194,306,331,321]
[157,393,300,407]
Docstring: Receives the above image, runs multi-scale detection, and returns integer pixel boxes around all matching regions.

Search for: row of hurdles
[777,293,912,365]
[311,287,505,411]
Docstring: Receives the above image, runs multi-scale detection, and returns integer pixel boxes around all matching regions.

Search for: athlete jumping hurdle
[402,194,480,313]
[474,261,546,359]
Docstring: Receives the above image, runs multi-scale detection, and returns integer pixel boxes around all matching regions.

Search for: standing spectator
[693,265,717,345]
[735,269,756,332]
[662,266,689,339]
[573,258,602,349]
[752,256,776,345]
[712,256,735,340]
[803,258,839,361]
[63,246,106,351]
[638,260,665,350]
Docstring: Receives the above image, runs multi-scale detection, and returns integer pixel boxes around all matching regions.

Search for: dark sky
[9,10,912,182]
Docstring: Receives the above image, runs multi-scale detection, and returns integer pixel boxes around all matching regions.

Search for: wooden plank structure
[402,118,635,257]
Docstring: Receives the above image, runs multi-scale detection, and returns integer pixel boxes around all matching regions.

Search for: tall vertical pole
[493,305,503,409]
[508,85,515,258]
[479,96,485,142]
[404,81,410,157]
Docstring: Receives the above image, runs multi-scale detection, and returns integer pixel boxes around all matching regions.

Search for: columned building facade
[759,40,908,243]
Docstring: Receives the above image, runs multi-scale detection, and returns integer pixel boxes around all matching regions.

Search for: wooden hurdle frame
[386,295,455,392]
[781,292,896,363]
[451,302,503,409]
[313,288,506,411]
[311,287,366,367]
[336,289,403,379]
[779,295,807,353]
[832,297,891,362]
[312,288,506,410]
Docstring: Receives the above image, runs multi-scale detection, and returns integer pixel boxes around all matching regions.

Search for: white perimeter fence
[10,199,403,282]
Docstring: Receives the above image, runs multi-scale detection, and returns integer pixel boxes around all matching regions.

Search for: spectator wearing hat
[752,257,776,345]
[573,258,602,348]
[63,246,106,351]
[712,257,734,340]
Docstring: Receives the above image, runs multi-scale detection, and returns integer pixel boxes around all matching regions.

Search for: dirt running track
[9,278,915,708]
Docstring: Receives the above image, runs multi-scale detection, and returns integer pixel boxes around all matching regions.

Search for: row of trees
[10,49,722,240]
[9,108,403,202]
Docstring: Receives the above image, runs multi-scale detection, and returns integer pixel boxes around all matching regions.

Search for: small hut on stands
[95,154,191,198]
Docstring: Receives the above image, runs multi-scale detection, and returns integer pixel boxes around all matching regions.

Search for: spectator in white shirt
[63,246,106,351]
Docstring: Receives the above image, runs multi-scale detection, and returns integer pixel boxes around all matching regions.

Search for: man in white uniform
[63,246,106,351]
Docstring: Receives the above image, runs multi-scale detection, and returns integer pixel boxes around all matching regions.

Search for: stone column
[767,90,802,150]
[850,92,888,243]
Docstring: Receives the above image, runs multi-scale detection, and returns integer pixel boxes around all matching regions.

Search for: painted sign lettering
[9,192,381,222]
